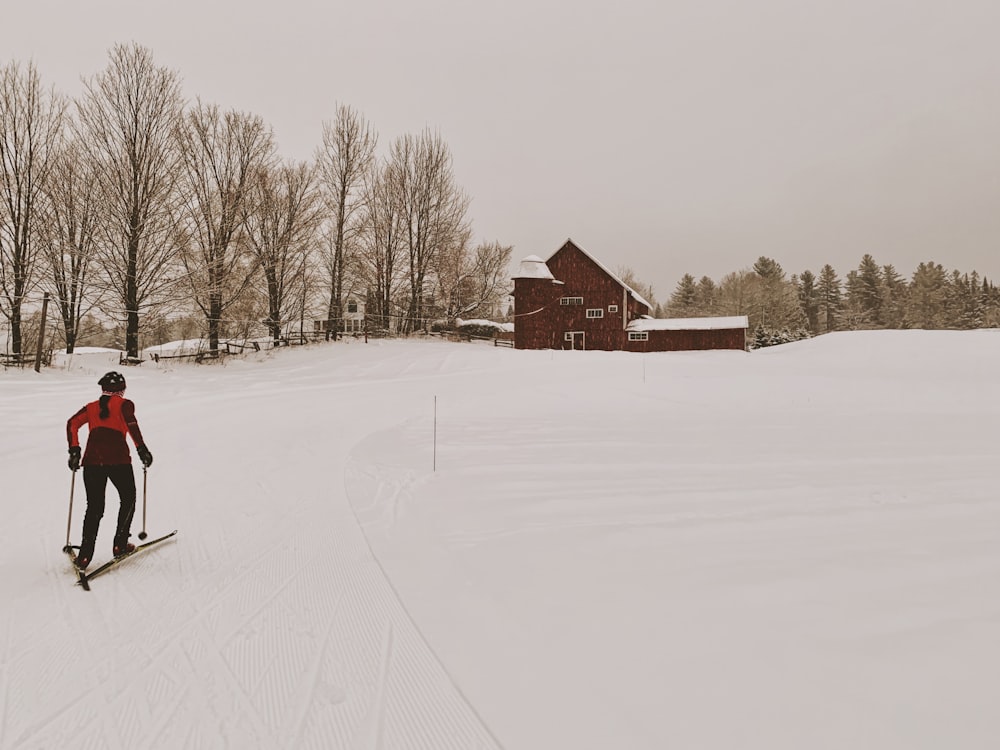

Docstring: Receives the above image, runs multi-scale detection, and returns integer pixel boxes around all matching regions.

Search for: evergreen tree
[843,270,869,329]
[960,271,985,329]
[797,269,820,332]
[981,278,1000,327]
[907,262,948,328]
[942,270,964,328]
[696,276,717,314]
[753,325,770,348]
[855,254,883,325]
[753,256,784,281]
[749,256,803,330]
[946,271,984,329]
[816,264,841,332]
[880,264,908,328]
[661,258,998,334]
[668,273,698,315]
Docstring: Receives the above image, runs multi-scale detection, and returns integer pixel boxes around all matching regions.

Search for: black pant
[80,465,136,557]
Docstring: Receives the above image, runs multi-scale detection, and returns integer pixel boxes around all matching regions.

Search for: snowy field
[1,330,998,749]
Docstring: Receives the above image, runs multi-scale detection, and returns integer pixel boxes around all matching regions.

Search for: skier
[66,371,153,570]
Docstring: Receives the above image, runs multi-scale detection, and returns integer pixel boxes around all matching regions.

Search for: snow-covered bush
[456,320,507,339]
[750,326,812,349]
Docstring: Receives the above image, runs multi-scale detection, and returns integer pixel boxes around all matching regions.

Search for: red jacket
[67,394,146,466]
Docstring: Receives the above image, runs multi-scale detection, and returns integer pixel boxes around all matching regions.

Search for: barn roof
[548,239,654,310]
[627,315,749,331]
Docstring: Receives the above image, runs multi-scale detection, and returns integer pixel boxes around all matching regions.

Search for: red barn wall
[624,328,747,353]
[513,277,564,350]
[543,242,649,350]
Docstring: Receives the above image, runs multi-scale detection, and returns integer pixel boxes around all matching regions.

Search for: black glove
[68,446,81,472]
[137,444,153,468]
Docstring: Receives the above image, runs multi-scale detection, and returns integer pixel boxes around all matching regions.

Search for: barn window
[586,308,604,319]
[347,300,358,313]
[560,297,583,306]
[608,305,618,313]
[628,331,648,341]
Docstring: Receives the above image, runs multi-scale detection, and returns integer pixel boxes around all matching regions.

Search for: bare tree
[357,161,407,332]
[469,241,514,317]
[39,137,103,352]
[75,43,185,358]
[715,264,804,332]
[387,131,470,332]
[244,161,322,344]
[616,265,658,311]
[315,104,376,339]
[434,239,513,322]
[176,101,275,353]
[430,226,471,322]
[0,60,67,355]
[716,269,755,318]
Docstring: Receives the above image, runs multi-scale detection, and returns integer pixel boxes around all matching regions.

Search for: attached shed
[625,316,749,352]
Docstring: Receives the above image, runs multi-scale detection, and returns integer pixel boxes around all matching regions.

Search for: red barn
[512,239,748,352]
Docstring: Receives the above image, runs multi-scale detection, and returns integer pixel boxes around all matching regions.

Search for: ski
[77,530,178,589]
[64,547,90,591]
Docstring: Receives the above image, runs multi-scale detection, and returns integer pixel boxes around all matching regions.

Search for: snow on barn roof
[627,315,749,331]
[512,255,556,280]
[549,240,654,310]
[512,242,653,309]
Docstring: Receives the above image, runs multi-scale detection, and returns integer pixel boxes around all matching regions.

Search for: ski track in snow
[1,342,504,750]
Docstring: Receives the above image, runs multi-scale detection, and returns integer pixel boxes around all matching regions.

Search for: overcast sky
[5,0,1000,299]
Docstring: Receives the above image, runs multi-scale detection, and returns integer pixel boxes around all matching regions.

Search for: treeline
[0,43,511,358]
[664,255,1000,344]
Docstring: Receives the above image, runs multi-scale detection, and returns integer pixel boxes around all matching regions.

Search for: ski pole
[63,471,76,553]
[138,467,148,540]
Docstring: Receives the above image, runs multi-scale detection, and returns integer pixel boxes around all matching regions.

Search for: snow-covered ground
[1,330,998,749]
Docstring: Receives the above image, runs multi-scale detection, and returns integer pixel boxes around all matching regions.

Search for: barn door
[565,331,585,350]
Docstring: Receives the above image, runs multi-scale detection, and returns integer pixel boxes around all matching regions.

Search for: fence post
[34,292,50,373]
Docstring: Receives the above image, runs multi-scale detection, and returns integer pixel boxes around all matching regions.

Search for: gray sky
[6,0,1000,299]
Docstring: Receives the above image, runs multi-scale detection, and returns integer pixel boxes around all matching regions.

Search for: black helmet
[98,371,127,392]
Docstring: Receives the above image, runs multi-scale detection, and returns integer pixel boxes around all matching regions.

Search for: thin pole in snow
[34,292,49,372]
[433,395,437,472]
